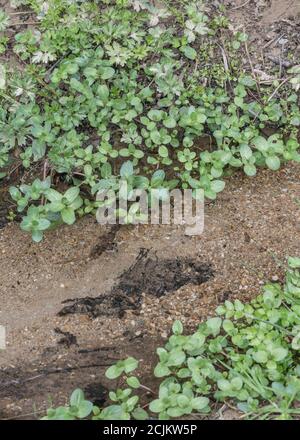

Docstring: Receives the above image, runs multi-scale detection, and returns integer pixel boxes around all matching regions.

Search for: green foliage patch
[0,0,300,240]
[43,257,300,420]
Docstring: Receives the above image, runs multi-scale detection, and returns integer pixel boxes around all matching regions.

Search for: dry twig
[232,0,251,10]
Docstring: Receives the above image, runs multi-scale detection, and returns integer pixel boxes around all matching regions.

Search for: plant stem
[244,313,294,336]
[139,384,156,395]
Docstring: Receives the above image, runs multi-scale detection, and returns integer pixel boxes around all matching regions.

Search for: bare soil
[0,0,300,420]
[1,161,299,419]
[227,0,300,73]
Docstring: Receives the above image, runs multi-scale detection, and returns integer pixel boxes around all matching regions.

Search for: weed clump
[44,257,300,420]
[0,1,299,240]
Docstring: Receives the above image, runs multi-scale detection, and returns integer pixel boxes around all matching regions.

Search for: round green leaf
[70,389,84,407]
[191,397,209,411]
[105,364,124,379]
[266,155,280,171]
[210,180,225,193]
[123,357,139,373]
[61,207,76,225]
[172,320,183,335]
[183,46,197,60]
[244,164,256,176]
[158,146,169,158]
[126,376,140,389]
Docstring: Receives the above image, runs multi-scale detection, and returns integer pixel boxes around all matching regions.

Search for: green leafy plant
[44,257,300,420]
[0,0,299,240]
[20,206,51,242]
[42,389,94,420]
[46,187,83,225]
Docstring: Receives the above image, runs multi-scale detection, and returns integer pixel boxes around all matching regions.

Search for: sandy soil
[0,0,300,420]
